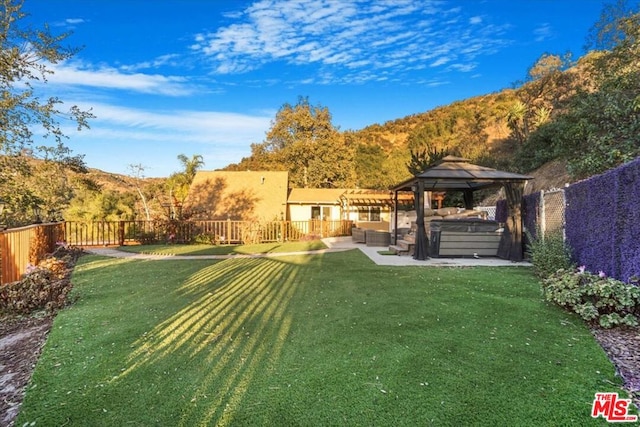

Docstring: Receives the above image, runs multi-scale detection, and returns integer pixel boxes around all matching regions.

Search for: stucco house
[286,188,346,222]
[287,188,413,231]
[186,171,413,232]
[185,171,289,221]
[341,189,414,231]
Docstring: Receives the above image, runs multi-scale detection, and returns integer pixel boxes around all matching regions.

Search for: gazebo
[391,156,533,261]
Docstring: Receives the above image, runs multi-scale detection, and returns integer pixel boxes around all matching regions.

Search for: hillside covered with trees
[226,2,640,193]
[2,0,639,226]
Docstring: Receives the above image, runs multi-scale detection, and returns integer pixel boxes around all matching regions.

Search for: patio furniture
[351,227,366,243]
[365,230,391,247]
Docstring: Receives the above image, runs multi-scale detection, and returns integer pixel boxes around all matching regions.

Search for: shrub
[522,192,540,241]
[191,233,218,245]
[138,231,157,244]
[0,264,71,314]
[495,199,507,223]
[543,267,640,328]
[526,231,574,278]
[36,257,67,279]
[0,245,83,315]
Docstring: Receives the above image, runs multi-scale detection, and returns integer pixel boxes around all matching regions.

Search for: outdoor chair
[351,227,366,243]
[365,230,391,247]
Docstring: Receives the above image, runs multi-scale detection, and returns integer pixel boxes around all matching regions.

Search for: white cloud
[60,102,274,176]
[191,0,512,84]
[119,54,183,72]
[46,61,196,96]
[533,23,553,42]
[53,18,87,27]
[78,102,272,142]
[449,63,477,72]
[430,56,452,67]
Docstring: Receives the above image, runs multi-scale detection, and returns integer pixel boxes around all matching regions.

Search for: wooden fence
[63,219,354,247]
[0,222,65,285]
[0,220,352,284]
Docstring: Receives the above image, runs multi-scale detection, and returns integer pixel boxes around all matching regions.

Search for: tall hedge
[565,157,640,283]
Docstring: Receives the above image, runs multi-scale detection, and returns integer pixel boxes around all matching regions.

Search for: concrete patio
[85,236,531,267]
[322,236,532,267]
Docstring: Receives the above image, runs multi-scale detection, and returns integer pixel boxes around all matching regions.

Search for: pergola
[391,156,533,261]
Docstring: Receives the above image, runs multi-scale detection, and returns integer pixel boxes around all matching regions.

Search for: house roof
[392,155,533,192]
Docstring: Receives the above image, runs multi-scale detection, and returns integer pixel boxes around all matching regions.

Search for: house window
[311,206,332,220]
[358,207,381,221]
[311,206,321,220]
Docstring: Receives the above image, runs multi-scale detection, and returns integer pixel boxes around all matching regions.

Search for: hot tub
[429,219,502,258]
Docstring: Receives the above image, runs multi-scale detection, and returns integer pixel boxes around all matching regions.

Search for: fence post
[562,189,567,242]
[539,190,546,241]
[118,221,125,246]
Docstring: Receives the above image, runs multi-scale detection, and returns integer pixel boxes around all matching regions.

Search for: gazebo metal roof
[392,155,533,192]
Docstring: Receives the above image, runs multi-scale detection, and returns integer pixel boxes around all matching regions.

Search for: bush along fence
[0,222,65,285]
[63,219,354,247]
[497,156,640,284]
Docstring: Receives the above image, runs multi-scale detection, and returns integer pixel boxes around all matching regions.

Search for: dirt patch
[0,314,53,427]
[592,326,640,409]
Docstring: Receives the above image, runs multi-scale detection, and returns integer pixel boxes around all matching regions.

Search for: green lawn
[17,250,624,426]
[117,240,327,256]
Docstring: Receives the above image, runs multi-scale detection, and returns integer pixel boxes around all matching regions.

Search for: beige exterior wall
[186,171,288,221]
[344,207,392,231]
[288,204,341,222]
[186,180,402,230]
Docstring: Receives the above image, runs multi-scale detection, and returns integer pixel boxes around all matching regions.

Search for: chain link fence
[540,189,566,238]
[497,189,566,241]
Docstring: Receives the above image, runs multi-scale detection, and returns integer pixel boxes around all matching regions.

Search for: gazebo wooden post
[413,179,428,260]
[393,190,399,245]
[463,189,474,210]
[497,181,526,262]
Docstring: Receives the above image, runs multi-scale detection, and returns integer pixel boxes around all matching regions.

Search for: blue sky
[26,0,607,177]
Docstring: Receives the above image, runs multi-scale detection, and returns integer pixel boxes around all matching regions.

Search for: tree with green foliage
[166,154,204,218]
[0,0,93,226]
[454,109,490,160]
[508,53,574,145]
[353,143,387,188]
[251,97,355,188]
[585,0,638,50]
[524,9,640,178]
[406,146,449,175]
[65,190,136,222]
